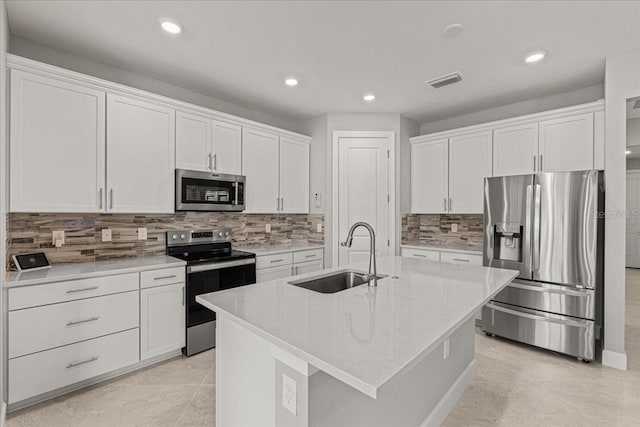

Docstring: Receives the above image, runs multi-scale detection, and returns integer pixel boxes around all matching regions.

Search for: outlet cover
[52,230,65,246]
[266,224,271,233]
[102,229,112,242]
[451,223,458,233]
[282,374,297,415]
[316,223,322,233]
[137,227,148,240]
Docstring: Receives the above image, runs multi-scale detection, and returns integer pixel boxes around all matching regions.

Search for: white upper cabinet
[449,131,492,213]
[10,70,106,212]
[493,123,539,176]
[106,94,175,213]
[279,137,310,213]
[175,111,211,172]
[176,113,242,175]
[212,120,242,175]
[539,112,594,172]
[242,127,280,213]
[411,138,448,213]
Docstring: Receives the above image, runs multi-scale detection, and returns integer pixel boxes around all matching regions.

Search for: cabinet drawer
[292,260,324,276]
[256,252,293,270]
[440,252,482,265]
[8,273,139,311]
[256,265,292,282]
[9,328,139,404]
[293,249,324,264]
[140,266,185,289]
[400,248,440,261]
[9,291,139,359]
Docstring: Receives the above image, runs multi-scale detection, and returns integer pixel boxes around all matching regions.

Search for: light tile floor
[7,270,640,426]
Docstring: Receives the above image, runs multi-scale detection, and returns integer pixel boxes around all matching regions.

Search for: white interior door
[626,171,640,268]
[337,135,390,266]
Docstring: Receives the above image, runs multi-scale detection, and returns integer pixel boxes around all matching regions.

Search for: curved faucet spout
[341,222,378,286]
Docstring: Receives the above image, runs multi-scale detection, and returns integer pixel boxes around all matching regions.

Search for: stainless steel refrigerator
[482,170,604,361]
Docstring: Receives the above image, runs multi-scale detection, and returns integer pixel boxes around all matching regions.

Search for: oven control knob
[172,234,178,240]
[180,234,186,239]
[218,232,224,238]
[225,232,230,237]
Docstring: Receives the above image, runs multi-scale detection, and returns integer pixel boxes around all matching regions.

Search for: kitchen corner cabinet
[106,94,175,213]
[176,111,242,175]
[9,69,106,212]
[243,128,310,213]
[140,281,186,361]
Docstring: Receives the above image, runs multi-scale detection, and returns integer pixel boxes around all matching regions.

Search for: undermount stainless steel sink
[288,270,387,294]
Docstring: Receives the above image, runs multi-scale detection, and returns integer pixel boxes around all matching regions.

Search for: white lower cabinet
[293,260,324,275]
[440,252,483,266]
[255,247,324,282]
[400,247,440,261]
[256,264,293,282]
[9,329,139,404]
[140,282,186,360]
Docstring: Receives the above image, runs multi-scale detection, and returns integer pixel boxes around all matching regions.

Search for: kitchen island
[197,256,517,427]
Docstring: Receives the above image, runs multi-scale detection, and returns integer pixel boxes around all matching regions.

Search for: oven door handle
[187,258,256,273]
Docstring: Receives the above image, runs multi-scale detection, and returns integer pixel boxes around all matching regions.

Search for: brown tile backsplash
[401,213,483,249]
[7,212,324,269]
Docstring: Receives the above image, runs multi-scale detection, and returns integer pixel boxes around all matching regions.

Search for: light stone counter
[235,242,325,256]
[401,241,483,255]
[5,255,185,288]
[198,256,517,403]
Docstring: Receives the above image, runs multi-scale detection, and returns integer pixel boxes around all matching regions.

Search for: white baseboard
[421,359,477,427]
[602,349,628,370]
[1,401,7,427]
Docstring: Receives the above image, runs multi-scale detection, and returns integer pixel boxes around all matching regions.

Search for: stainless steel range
[167,228,256,356]
[482,170,604,361]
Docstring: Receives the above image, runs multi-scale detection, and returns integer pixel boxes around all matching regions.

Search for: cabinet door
[411,139,449,213]
[242,127,280,213]
[449,131,492,213]
[493,123,539,176]
[256,265,293,282]
[176,111,212,172]
[279,136,310,213]
[140,283,185,360]
[10,70,106,212]
[293,260,323,276]
[106,94,175,213]
[539,113,594,172]
[212,120,242,175]
[400,247,440,261]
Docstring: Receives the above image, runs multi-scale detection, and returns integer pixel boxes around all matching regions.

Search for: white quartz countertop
[197,256,517,398]
[235,242,325,256]
[5,255,185,288]
[401,242,483,255]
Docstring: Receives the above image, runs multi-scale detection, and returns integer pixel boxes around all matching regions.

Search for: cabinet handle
[449,198,452,211]
[182,286,185,306]
[66,356,99,369]
[276,198,280,211]
[452,258,470,262]
[539,154,543,171]
[66,316,100,327]
[281,198,284,211]
[304,254,316,258]
[533,155,536,171]
[270,259,284,263]
[443,198,447,211]
[294,266,298,275]
[154,274,177,281]
[109,189,114,210]
[213,153,217,171]
[208,153,213,171]
[66,286,99,294]
[413,254,427,258]
[98,188,103,209]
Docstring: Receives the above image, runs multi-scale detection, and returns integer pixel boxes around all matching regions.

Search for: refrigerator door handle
[532,183,542,271]
[524,184,532,271]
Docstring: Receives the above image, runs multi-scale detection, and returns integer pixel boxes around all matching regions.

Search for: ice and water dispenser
[491,223,523,262]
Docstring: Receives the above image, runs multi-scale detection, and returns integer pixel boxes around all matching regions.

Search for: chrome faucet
[341,222,378,287]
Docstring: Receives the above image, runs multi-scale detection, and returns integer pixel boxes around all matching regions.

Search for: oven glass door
[181,176,238,206]
[186,262,256,328]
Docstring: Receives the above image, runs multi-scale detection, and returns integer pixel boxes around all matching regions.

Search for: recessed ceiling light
[284,78,299,87]
[442,23,464,38]
[626,150,632,155]
[363,94,376,102]
[525,51,546,63]
[159,19,182,35]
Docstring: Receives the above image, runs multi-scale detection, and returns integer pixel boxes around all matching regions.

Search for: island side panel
[308,318,476,427]
[217,315,276,427]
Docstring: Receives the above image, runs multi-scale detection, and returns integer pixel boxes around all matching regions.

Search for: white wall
[419,84,604,135]
[9,36,304,134]
[603,48,640,370]
[628,118,640,146]
[0,0,7,407]
[302,114,328,216]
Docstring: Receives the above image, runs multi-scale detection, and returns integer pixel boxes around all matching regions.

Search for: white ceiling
[6,1,640,124]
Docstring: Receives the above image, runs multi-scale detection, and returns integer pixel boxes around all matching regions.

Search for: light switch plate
[451,223,458,233]
[282,374,297,415]
[137,227,147,240]
[102,229,112,242]
[314,193,321,208]
[266,224,271,233]
[52,230,65,246]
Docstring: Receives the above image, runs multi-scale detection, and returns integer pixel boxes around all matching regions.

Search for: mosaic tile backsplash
[401,214,483,249]
[7,212,324,268]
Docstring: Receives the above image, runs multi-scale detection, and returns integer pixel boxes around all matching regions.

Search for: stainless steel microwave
[175,169,245,212]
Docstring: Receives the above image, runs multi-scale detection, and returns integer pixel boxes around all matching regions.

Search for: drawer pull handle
[66,286,99,294]
[66,316,100,327]
[154,275,177,281]
[413,254,427,258]
[304,254,316,258]
[453,258,469,262]
[270,259,284,263]
[66,356,99,369]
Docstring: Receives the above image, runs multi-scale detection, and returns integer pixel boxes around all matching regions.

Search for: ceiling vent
[633,100,640,109]
[426,72,463,89]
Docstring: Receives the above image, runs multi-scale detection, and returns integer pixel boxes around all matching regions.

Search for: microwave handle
[234,181,239,205]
